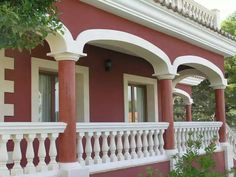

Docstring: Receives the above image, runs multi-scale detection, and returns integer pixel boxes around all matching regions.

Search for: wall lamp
[104,59,112,71]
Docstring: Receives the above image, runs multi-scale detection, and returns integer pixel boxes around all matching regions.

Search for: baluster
[11,134,23,175]
[77,132,85,165]
[176,128,182,153]
[102,132,110,163]
[0,135,10,176]
[24,134,36,174]
[181,128,186,152]
[159,129,165,154]
[143,130,149,157]
[85,132,93,165]
[130,130,137,159]
[205,128,210,147]
[137,130,143,158]
[93,132,102,164]
[148,130,155,157]
[110,131,118,162]
[124,131,131,160]
[154,130,160,156]
[48,133,58,170]
[36,133,47,172]
[117,131,124,161]
[216,127,220,145]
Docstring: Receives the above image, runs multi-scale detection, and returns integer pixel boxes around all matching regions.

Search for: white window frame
[31,57,90,122]
[123,74,158,122]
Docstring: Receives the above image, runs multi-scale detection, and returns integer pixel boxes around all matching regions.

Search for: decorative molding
[179,76,205,86]
[48,51,87,61]
[173,88,193,105]
[31,58,90,122]
[76,29,175,76]
[123,74,158,122]
[173,56,227,88]
[81,0,236,56]
[154,73,176,80]
[0,50,14,122]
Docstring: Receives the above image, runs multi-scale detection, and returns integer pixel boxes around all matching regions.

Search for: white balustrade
[174,122,222,153]
[76,122,169,166]
[226,124,236,160]
[0,122,66,176]
[154,0,219,28]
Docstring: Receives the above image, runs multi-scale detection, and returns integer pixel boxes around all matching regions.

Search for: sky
[194,0,236,22]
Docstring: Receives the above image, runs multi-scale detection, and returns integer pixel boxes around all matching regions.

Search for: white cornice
[179,76,204,86]
[81,0,236,57]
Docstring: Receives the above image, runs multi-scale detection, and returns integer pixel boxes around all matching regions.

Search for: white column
[24,134,36,174]
[48,133,59,170]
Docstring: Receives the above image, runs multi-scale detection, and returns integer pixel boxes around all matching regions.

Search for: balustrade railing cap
[0,122,67,134]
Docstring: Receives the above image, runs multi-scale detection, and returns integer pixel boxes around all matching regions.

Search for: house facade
[1,0,236,177]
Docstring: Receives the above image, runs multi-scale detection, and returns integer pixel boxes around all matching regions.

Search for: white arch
[173,88,193,105]
[45,24,81,55]
[75,29,174,76]
[173,69,206,88]
[173,56,227,88]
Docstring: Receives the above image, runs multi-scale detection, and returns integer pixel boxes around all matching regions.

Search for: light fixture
[104,59,112,71]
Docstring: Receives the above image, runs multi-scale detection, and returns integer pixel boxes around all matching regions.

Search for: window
[128,84,147,122]
[32,58,89,122]
[124,74,158,122]
[38,72,59,122]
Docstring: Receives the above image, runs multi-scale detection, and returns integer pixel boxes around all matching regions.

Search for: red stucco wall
[176,84,192,96]
[79,45,155,122]
[57,0,225,71]
[91,161,170,177]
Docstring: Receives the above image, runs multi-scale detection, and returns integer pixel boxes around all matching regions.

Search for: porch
[0,121,231,177]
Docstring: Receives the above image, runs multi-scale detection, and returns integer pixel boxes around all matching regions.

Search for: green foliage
[173,96,185,121]
[139,135,232,177]
[192,80,215,121]
[221,11,236,126]
[0,0,63,51]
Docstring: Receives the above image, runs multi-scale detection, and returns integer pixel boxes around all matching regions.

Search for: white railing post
[154,130,160,156]
[24,134,36,174]
[137,130,143,158]
[36,133,48,172]
[142,130,149,157]
[102,131,110,163]
[124,131,131,160]
[48,133,59,170]
[0,135,10,176]
[110,131,118,162]
[117,131,124,161]
[85,132,93,165]
[77,132,85,165]
[148,130,155,157]
[93,132,102,164]
[11,134,23,176]
[130,130,137,159]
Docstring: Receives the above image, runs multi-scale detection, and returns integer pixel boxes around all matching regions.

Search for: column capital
[210,84,227,90]
[47,51,87,62]
[153,73,176,80]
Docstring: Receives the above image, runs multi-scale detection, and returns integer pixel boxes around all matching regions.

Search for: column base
[220,142,234,171]
[165,149,178,170]
[59,162,89,177]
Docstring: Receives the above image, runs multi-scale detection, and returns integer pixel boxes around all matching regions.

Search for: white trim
[31,58,90,122]
[179,76,205,86]
[173,69,206,88]
[123,74,158,122]
[76,29,175,76]
[80,0,236,57]
[173,88,193,105]
[0,50,14,122]
[173,56,227,88]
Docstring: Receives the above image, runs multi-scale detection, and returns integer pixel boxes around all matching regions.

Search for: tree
[192,80,215,121]
[0,0,62,51]
[221,11,236,126]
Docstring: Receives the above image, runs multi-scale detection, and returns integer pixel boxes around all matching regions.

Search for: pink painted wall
[57,0,225,71]
[79,45,155,122]
[91,161,170,177]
